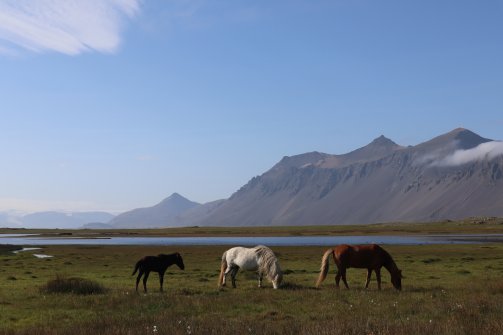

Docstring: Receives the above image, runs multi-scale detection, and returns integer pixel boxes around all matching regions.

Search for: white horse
[218,245,283,289]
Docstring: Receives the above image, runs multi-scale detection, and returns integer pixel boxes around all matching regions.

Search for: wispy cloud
[434,141,503,167]
[0,0,141,55]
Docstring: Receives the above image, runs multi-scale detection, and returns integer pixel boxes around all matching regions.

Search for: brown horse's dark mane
[380,247,399,274]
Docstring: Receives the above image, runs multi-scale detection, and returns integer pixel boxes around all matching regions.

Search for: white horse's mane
[254,245,282,281]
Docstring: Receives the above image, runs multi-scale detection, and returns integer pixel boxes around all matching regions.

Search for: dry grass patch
[41,275,107,295]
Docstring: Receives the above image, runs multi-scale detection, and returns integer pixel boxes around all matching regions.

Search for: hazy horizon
[1,1,502,213]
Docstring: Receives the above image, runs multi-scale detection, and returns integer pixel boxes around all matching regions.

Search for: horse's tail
[218,251,228,288]
[316,249,335,288]
[132,260,142,276]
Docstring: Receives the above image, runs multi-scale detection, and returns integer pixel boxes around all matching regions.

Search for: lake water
[1,233,503,246]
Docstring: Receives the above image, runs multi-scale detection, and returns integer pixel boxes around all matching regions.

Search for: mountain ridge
[4,128,502,228]
[194,128,503,226]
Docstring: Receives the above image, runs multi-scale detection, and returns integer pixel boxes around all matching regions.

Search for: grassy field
[1,239,503,334]
[2,216,503,238]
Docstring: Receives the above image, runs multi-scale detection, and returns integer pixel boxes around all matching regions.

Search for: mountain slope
[195,128,503,226]
[108,193,201,228]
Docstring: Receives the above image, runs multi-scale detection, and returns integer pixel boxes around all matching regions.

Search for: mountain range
[0,211,115,229]
[106,128,503,228]
[3,128,503,228]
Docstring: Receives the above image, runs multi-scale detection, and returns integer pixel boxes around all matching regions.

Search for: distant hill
[108,193,201,228]
[0,212,17,228]
[80,222,115,229]
[191,128,503,226]
[10,211,115,229]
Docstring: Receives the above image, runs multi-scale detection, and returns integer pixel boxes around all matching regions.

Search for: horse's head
[391,269,403,290]
[272,272,283,289]
[175,252,185,270]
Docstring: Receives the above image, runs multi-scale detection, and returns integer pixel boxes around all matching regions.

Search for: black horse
[132,253,185,292]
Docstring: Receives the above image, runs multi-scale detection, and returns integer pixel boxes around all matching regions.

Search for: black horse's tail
[132,260,142,276]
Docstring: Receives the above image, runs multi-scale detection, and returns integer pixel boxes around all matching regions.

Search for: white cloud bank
[435,141,503,167]
[0,0,140,55]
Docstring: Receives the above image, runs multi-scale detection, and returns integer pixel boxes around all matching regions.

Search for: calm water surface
[1,234,503,246]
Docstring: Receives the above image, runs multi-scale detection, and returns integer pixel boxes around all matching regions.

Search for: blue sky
[0,0,502,213]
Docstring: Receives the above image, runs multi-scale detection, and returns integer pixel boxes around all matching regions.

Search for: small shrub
[175,288,201,296]
[41,275,106,295]
[457,270,471,275]
[422,258,441,264]
[281,282,310,290]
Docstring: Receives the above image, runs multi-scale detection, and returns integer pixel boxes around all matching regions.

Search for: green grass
[2,216,503,237]
[1,243,503,334]
[0,245,21,255]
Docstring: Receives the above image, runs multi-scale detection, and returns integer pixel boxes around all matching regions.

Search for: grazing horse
[218,245,283,289]
[132,253,185,292]
[316,244,403,290]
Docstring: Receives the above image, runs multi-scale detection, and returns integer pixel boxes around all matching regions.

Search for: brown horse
[316,244,403,290]
[132,253,185,292]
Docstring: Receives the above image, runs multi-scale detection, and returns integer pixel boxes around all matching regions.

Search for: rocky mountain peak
[369,135,398,147]
[416,128,492,152]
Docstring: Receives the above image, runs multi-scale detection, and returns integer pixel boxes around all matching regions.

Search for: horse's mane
[254,245,282,280]
[157,253,178,259]
[377,246,399,273]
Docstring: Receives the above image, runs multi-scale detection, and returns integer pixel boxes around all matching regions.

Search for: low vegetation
[1,222,503,334]
[0,245,20,255]
[41,275,106,295]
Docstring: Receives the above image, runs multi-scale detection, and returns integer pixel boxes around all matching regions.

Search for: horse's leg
[341,269,350,289]
[335,265,342,289]
[143,271,150,293]
[258,272,263,288]
[222,265,233,287]
[159,271,165,292]
[365,269,372,289]
[230,266,239,288]
[136,270,144,292]
[375,268,382,290]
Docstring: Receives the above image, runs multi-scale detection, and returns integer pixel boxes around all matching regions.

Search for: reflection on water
[10,246,53,258]
[1,233,503,246]
[13,247,42,253]
[33,254,53,258]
